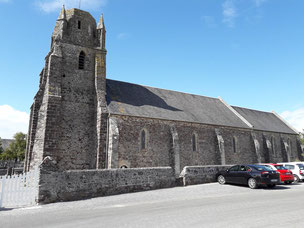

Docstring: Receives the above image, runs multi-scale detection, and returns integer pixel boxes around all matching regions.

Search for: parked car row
[279,162,304,183]
[216,162,304,189]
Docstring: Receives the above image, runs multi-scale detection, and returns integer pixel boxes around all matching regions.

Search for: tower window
[78,51,85,70]
[78,20,81,29]
[140,129,147,150]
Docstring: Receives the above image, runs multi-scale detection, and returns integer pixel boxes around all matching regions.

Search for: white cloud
[222,0,237,28]
[117,33,129,40]
[253,0,268,7]
[0,105,29,139]
[36,0,108,13]
[280,108,304,133]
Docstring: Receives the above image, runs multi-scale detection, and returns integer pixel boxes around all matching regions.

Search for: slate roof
[106,79,297,134]
[107,80,249,129]
[232,106,297,134]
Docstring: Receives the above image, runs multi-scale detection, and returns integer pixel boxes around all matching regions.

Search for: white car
[278,162,304,183]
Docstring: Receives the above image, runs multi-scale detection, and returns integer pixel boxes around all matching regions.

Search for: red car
[259,163,294,184]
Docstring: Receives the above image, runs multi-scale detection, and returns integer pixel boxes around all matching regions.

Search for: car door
[226,165,240,183]
[237,165,251,184]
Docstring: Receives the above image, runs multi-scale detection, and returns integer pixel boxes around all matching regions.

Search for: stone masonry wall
[38,167,175,204]
[180,165,232,186]
[109,115,300,171]
[56,43,98,170]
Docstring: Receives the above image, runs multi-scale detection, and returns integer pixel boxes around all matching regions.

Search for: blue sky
[0,0,303,138]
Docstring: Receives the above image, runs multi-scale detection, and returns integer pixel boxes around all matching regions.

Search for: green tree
[300,130,304,145]
[0,137,3,154]
[0,132,26,161]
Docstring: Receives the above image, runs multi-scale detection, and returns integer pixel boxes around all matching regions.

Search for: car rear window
[285,165,295,170]
[264,165,275,170]
[251,165,272,171]
[297,164,304,170]
[274,165,287,170]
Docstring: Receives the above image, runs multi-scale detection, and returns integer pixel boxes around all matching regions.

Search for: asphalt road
[1,182,304,228]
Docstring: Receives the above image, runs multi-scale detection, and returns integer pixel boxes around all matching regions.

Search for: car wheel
[248,178,257,189]
[284,181,292,185]
[217,175,226,185]
[293,175,300,183]
[267,184,276,188]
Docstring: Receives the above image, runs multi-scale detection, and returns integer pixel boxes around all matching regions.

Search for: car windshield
[297,164,304,170]
[274,165,287,170]
[251,165,272,171]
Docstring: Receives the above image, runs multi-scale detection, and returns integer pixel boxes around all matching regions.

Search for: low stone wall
[38,167,175,204]
[180,165,232,186]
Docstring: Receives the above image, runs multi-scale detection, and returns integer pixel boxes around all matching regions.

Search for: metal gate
[0,167,39,208]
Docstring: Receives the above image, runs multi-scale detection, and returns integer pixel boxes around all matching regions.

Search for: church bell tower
[25,7,108,171]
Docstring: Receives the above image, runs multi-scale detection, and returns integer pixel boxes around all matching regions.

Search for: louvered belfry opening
[79,51,85,70]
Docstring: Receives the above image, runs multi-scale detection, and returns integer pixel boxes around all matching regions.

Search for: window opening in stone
[141,130,146,150]
[192,134,197,152]
[233,137,237,153]
[79,51,85,70]
[271,136,276,156]
[78,20,81,29]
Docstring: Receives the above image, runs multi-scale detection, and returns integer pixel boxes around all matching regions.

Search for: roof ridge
[232,105,273,114]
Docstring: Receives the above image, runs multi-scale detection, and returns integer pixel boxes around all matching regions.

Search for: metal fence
[0,167,39,208]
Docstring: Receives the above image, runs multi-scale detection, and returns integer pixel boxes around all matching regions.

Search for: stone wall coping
[180,165,233,178]
[63,166,173,174]
[182,165,234,169]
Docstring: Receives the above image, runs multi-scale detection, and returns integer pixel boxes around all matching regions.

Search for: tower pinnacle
[97,14,105,30]
[97,13,106,49]
[57,5,66,21]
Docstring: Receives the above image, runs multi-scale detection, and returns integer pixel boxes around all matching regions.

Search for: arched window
[78,51,85,70]
[141,129,146,150]
[192,133,197,152]
[233,136,237,153]
[271,136,276,156]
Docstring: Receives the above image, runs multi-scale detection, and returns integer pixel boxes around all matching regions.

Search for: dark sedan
[216,165,281,189]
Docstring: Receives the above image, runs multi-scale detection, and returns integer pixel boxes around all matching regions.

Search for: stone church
[24,7,302,176]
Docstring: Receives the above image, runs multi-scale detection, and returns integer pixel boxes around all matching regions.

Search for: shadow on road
[225,183,291,190]
[260,185,290,191]
[0,207,14,211]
